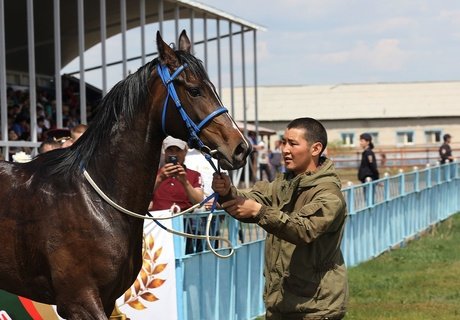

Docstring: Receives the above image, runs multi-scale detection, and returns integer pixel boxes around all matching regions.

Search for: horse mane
[34,49,208,179]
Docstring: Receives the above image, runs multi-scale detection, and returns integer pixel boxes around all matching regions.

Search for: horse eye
[187,87,201,97]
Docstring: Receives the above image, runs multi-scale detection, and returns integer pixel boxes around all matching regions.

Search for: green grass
[255,213,460,320]
[346,213,460,320]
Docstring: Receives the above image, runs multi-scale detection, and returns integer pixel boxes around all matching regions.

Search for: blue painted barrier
[174,161,460,319]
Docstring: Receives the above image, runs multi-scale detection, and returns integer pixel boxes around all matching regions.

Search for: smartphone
[166,155,178,165]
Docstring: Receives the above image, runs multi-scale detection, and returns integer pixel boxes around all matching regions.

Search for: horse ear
[178,30,191,53]
[156,31,179,66]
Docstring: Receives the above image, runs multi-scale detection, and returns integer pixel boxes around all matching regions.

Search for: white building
[222,81,460,151]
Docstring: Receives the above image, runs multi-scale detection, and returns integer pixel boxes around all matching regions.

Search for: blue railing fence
[173,161,460,320]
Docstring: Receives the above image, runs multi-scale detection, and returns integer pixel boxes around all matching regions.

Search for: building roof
[222,81,460,122]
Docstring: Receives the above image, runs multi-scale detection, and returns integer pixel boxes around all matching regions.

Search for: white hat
[163,136,188,151]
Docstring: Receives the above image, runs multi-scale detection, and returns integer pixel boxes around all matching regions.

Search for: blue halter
[157,62,228,174]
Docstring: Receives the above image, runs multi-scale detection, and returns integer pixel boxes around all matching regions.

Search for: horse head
[155,30,251,170]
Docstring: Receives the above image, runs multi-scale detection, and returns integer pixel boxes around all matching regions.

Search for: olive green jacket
[226,158,348,319]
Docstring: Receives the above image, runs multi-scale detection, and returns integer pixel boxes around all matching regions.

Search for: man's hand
[159,163,182,181]
[212,173,232,196]
[221,197,262,220]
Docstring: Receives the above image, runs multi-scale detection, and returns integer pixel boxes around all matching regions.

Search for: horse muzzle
[217,140,252,170]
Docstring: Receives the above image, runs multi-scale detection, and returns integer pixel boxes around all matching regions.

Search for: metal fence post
[347,182,354,214]
[399,169,405,196]
[413,166,419,192]
[426,163,432,188]
[384,172,390,201]
[365,177,373,207]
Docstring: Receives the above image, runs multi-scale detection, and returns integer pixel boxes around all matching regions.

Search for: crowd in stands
[1,79,97,160]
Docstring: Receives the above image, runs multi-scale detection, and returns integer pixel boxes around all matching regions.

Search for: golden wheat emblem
[122,233,168,310]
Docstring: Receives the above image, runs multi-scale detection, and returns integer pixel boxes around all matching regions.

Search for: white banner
[115,211,178,320]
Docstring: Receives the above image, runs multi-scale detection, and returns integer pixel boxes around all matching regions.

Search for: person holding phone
[149,136,204,253]
[149,136,204,211]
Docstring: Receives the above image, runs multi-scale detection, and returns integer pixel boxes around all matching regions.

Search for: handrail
[341,161,459,267]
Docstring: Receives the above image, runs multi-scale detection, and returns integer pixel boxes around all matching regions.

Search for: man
[439,133,454,164]
[212,117,348,319]
[269,139,283,174]
[149,136,204,253]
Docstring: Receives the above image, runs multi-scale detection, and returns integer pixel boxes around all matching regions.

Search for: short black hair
[443,133,451,142]
[287,117,328,155]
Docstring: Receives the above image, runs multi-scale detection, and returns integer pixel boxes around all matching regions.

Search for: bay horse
[0,30,250,319]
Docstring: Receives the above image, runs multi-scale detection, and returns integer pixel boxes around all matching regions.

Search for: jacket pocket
[298,202,322,217]
[282,272,319,298]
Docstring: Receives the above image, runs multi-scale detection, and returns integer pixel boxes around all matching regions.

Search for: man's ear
[311,142,323,157]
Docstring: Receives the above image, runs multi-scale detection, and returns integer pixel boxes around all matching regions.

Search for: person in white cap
[148,136,205,253]
[149,136,204,211]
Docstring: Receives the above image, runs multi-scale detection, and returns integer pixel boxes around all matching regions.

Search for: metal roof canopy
[4,0,265,76]
[1,0,265,188]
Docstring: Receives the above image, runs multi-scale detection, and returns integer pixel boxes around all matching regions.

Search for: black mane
[33,50,208,179]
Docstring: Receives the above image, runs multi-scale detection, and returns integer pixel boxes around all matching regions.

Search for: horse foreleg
[55,289,113,320]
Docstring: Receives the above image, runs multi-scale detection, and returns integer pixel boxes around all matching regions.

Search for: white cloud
[438,10,460,26]
[309,38,409,72]
[374,17,418,33]
[369,39,409,71]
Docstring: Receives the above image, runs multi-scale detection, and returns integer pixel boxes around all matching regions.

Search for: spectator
[358,133,379,183]
[37,116,49,141]
[62,124,88,148]
[380,152,387,167]
[247,131,258,183]
[7,129,31,161]
[149,136,204,254]
[212,117,348,320]
[269,139,283,175]
[11,115,30,141]
[439,133,454,164]
[38,139,62,154]
[256,140,272,181]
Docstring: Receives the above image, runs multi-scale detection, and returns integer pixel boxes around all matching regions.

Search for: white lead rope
[83,169,234,258]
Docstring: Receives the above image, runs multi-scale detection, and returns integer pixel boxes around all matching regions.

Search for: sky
[63,0,460,88]
[197,0,460,86]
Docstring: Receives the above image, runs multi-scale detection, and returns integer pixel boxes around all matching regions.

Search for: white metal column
[0,0,7,159]
[77,0,87,124]
[100,0,107,96]
[54,0,63,129]
[27,0,37,145]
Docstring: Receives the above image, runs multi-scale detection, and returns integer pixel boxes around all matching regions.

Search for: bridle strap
[157,63,228,161]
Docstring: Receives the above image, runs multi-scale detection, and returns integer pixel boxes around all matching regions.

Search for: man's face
[164,146,186,164]
[282,127,318,175]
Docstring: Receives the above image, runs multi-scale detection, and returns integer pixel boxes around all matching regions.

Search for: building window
[368,132,379,145]
[425,130,441,144]
[341,133,355,146]
[396,131,414,145]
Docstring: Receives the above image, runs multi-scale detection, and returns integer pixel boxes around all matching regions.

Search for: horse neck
[87,116,164,213]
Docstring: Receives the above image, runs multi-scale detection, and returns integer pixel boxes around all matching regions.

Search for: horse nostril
[233,141,249,161]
